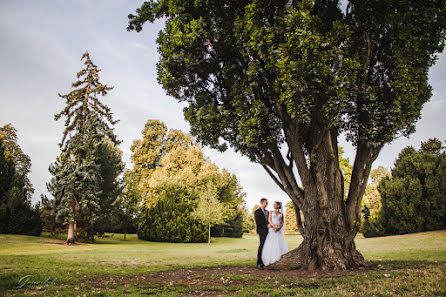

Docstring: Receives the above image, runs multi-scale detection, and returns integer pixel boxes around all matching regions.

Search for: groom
[254,198,269,270]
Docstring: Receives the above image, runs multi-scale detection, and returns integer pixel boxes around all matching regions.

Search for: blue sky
[1,0,445,211]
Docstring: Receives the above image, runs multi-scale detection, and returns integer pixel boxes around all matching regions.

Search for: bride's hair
[275,201,282,209]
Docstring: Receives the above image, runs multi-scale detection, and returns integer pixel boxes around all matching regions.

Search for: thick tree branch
[274,101,312,185]
[294,202,306,237]
[346,143,382,237]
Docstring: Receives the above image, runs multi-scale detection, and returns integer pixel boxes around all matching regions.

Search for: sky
[1,0,445,211]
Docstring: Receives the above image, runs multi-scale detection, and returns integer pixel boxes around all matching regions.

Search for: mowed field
[1,231,445,296]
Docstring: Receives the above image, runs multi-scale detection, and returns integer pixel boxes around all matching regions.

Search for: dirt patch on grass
[85,265,372,292]
[138,265,372,282]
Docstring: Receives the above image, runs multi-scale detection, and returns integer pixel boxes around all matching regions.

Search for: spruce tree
[363,139,446,237]
[47,51,121,243]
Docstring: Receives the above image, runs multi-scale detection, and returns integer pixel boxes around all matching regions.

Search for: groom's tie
[263,209,268,221]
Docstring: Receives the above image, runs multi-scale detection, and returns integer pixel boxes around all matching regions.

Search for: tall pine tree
[46,51,121,243]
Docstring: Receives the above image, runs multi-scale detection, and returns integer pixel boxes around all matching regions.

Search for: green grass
[1,231,445,296]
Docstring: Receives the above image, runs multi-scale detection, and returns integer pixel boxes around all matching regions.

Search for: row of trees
[1,51,250,244]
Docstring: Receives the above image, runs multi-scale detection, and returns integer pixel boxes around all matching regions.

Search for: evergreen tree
[363,139,446,237]
[39,194,63,236]
[137,184,207,243]
[47,51,121,243]
[93,139,125,236]
[0,124,34,197]
[0,138,41,236]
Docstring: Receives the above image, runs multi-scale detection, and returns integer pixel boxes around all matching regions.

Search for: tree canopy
[130,120,247,241]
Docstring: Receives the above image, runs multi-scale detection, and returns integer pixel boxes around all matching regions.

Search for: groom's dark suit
[254,207,269,267]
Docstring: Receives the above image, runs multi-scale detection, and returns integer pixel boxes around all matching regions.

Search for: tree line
[1,51,445,247]
[1,51,250,244]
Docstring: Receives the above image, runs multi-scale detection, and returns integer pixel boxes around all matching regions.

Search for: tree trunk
[264,127,373,271]
[267,206,366,270]
[67,221,75,244]
[208,223,211,244]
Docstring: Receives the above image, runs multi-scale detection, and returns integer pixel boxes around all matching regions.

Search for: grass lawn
[0,230,445,296]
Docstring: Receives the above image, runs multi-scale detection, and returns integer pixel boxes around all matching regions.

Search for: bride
[261,201,288,266]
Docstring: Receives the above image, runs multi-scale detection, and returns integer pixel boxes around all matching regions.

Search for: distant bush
[137,186,207,243]
[211,208,244,238]
[363,139,446,237]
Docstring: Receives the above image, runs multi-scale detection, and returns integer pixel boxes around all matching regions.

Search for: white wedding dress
[261,211,288,266]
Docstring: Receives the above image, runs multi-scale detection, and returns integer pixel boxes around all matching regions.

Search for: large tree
[127,0,446,270]
[47,51,121,243]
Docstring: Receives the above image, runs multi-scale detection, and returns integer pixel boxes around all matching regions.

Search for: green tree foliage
[128,120,194,204]
[150,144,246,237]
[131,120,246,240]
[285,201,298,233]
[39,194,63,236]
[363,139,446,237]
[112,172,141,240]
[240,203,256,233]
[137,184,207,243]
[370,166,391,186]
[0,138,41,236]
[93,139,125,236]
[45,51,122,243]
[192,182,226,243]
[339,147,353,198]
[0,124,34,196]
[127,0,446,270]
[360,166,390,233]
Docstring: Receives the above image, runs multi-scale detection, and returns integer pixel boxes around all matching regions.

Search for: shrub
[137,186,207,243]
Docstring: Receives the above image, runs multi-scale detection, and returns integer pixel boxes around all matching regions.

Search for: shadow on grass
[366,259,445,270]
